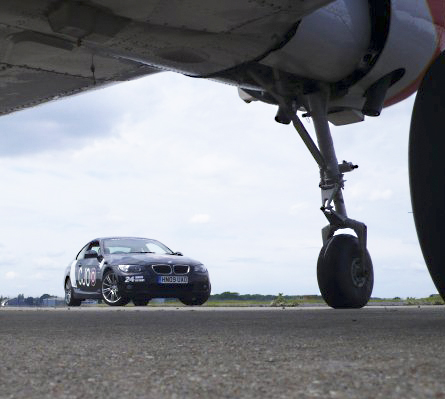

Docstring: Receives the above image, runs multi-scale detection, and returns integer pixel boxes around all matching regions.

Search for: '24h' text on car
[64,237,211,306]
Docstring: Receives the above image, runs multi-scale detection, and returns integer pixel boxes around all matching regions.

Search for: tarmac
[1,306,445,398]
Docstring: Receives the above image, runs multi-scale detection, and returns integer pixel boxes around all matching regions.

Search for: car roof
[93,237,153,242]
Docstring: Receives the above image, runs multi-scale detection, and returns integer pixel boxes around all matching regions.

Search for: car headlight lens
[194,264,207,273]
[118,265,142,272]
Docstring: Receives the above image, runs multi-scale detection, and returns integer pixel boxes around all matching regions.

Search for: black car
[63,237,211,307]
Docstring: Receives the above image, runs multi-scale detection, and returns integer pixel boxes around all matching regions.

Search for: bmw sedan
[64,237,211,307]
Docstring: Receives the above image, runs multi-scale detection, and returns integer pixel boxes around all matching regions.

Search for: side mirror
[84,249,98,259]
[174,251,183,256]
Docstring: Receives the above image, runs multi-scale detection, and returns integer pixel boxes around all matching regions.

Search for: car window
[145,242,170,254]
[76,244,89,260]
[103,238,173,255]
[108,246,131,254]
[88,241,100,255]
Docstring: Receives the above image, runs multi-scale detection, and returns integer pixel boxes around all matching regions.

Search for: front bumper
[117,271,210,299]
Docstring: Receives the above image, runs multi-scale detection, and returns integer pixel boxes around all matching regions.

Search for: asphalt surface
[1,306,445,399]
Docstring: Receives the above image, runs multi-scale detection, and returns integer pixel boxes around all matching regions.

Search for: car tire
[133,299,149,306]
[101,270,129,306]
[65,278,81,307]
[179,293,209,306]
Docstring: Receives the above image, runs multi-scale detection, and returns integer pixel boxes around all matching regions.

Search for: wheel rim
[351,258,366,288]
[65,281,71,304]
[102,273,121,303]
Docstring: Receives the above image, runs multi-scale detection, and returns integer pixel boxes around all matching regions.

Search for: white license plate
[158,276,188,284]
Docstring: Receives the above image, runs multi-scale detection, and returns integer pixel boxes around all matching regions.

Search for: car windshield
[103,238,173,255]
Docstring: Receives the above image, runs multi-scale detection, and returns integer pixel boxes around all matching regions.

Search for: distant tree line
[209,292,322,301]
[210,292,276,301]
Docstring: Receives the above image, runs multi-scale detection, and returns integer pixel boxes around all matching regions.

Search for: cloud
[30,272,48,281]
[0,75,163,157]
[189,214,210,224]
[226,257,267,264]
[0,102,115,157]
[370,189,393,201]
[289,202,309,215]
[0,248,18,268]
[5,271,18,280]
[34,257,62,271]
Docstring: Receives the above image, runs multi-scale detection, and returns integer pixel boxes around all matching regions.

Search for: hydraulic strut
[290,88,368,273]
[247,71,368,271]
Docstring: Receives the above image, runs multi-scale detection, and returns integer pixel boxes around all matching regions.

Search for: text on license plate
[158,276,188,284]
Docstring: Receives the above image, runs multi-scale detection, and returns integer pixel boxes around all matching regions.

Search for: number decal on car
[78,267,84,286]
[78,267,97,287]
[124,276,145,283]
[91,269,96,286]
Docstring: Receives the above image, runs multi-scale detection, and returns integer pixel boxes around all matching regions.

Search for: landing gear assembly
[303,90,374,308]
[295,90,373,308]
[249,74,374,308]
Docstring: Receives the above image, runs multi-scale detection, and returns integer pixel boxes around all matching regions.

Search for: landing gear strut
[249,74,373,308]
[303,90,373,308]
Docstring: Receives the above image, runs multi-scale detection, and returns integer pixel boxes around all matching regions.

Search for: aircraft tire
[409,50,445,300]
[317,234,373,309]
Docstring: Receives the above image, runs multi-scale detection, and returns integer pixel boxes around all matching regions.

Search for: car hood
[105,253,201,266]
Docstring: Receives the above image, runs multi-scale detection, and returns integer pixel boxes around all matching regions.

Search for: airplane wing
[0,0,333,116]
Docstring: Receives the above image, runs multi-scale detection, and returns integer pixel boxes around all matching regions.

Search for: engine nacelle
[262,0,372,83]
[260,0,439,125]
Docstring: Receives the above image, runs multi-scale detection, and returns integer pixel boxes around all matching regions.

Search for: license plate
[158,276,188,284]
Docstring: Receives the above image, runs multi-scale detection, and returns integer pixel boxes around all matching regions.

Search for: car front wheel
[101,271,129,306]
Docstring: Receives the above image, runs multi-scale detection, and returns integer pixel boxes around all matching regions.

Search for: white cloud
[370,189,393,201]
[289,202,309,215]
[30,272,48,281]
[34,257,60,270]
[5,271,18,280]
[189,214,211,224]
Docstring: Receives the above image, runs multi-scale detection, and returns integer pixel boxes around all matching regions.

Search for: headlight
[118,265,142,272]
[194,264,207,273]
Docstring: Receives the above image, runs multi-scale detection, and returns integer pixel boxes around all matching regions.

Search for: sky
[0,71,436,299]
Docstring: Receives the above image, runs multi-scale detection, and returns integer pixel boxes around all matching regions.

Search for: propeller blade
[409,51,445,298]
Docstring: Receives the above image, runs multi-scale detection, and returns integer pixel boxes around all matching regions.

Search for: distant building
[41,297,65,307]
[1,296,65,307]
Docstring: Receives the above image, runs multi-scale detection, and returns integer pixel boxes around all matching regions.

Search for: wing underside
[0,0,333,116]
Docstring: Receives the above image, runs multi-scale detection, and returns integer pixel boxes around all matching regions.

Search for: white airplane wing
[0,0,333,115]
